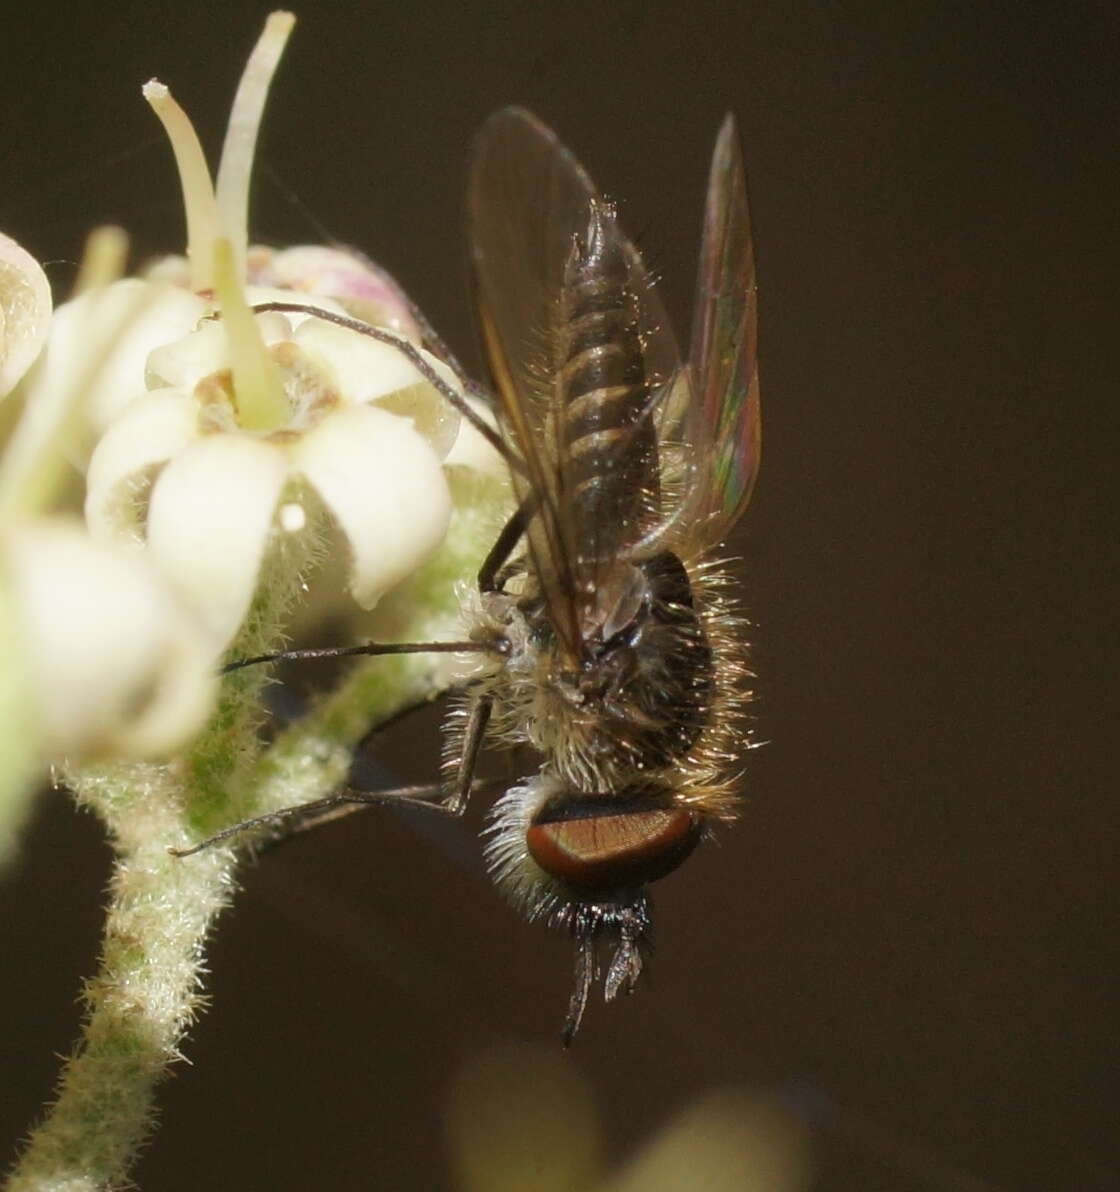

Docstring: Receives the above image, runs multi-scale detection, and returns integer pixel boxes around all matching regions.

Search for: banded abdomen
[555,200,661,587]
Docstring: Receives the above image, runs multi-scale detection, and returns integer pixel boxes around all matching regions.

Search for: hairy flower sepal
[86,298,460,647]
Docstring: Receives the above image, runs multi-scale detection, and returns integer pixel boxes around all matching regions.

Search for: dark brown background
[2,2,1116,1188]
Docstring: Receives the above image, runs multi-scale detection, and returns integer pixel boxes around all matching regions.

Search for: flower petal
[295,319,462,457]
[3,519,217,759]
[243,284,348,327]
[142,253,192,287]
[253,245,422,341]
[0,231,52,398]
[39,278,206,432]
[444,395,509,478]
[146,433,288,644]
[292,404,452,608]
[144,312,294,393]
[85,388,200,542]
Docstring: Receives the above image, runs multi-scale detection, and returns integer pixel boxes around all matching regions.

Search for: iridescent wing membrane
[683,114,761,549]
[468,108,759,644]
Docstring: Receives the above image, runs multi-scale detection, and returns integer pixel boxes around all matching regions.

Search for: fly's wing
[679,113,761,551]
[468,107,684,652]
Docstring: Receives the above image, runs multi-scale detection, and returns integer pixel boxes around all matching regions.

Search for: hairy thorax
[474,551,716,790]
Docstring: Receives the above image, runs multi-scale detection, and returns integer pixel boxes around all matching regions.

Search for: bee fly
[183,107,760,1042]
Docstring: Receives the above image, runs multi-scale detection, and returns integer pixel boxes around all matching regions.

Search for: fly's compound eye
[526,800,702,893]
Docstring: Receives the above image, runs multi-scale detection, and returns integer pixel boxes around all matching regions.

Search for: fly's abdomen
[556,200,660,568]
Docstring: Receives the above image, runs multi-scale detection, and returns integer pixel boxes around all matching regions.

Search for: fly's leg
[478,499,532,592]
[255,782,468,840]
[243,693,494,853]
[175,638,498,857]
[168,782,476,859]
[179,506,525,852]
[445,693,493,815]
[173,686,496,859]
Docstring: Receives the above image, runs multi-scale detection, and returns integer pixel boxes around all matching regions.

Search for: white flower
[86,303,460,645]
[444,394,508,478]
[2,518,217,760]
[37,278,207,434]
[0,231,52,398]
[74,13,478,649]
[140,245,427,356]
[0,227,220,857]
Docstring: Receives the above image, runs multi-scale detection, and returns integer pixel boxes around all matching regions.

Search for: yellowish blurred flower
[2,518,217,760]
[0,229,218,858]
[0,231,52,398]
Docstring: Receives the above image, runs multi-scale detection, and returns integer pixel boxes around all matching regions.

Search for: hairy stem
[6,771,233,1192]
[5,527,315,1191]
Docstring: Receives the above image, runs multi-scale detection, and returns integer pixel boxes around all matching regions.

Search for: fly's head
[485,772,703,1041]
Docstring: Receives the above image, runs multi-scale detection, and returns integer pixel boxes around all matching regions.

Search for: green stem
[6,770,233,1192]
[5,525,316,1191]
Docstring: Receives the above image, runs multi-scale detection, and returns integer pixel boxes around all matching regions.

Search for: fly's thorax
[526,551,716,783]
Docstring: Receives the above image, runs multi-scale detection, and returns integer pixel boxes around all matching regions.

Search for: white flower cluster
[0,230,220,855]
[81,275,464,645]
[0,12,504,852]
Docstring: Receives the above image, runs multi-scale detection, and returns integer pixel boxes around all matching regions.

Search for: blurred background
[1,1,1116,1188]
